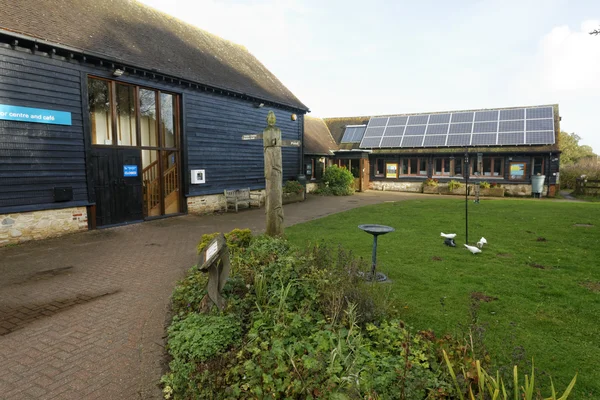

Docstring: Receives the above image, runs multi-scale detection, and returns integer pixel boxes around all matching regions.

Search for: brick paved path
[0,192,422,399]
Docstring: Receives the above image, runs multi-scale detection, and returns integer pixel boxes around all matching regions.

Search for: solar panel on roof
[471,133,497,145]
[426,124,449,135]
[383,125,405,136]
[526,119,553,131]
[405,125,426,135]
[474,110,499,122]
[499,109,525,120]
[423,135,446,146]
[357,106,555,149]
[341,127,356,143]
[407,115,429,125]
[401,136,424,147]
[381,136,403,147]
[526,131,554,144]
[364,127,385,137]
[526,107,553,119]
[351,126,367,142]
[428,114,451,124]
[360,137,381,147]
[498,132,524,145]
[447,134,471,146]
[387,116,408,125]
[369,117,388,127]
[449,123,472,134]
[451,112,474,123]
[473,122,497,133]
[499,120,524,132]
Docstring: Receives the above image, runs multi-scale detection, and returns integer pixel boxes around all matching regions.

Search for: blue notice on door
[123,165,138,177]
[0,104,72,125]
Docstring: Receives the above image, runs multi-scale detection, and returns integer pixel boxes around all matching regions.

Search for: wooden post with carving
[197,234,231,311]
[241,111,301,237]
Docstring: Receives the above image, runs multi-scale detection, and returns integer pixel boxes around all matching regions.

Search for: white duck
[464,244,482,254]
[477,237,487,248]
[441,232,457,239]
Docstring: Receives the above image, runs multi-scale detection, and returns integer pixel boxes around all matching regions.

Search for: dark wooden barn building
[0,0,308,246]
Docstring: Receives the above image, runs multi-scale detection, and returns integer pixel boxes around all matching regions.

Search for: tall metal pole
[371,234,378,278]
[464,148,469,244]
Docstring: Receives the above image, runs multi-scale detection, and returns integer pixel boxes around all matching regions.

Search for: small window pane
[140,89,158,147]
[493,157,503,176]
[419,159,427,175]
[483,158,492,176]
[161,93,176,148]
[400,160,408,175]
[88,78,112,145]
[409,158,417,175]
[116,84,136,146]
[533,157,543,175]
[453,158,463,176]
[375,159,385,176]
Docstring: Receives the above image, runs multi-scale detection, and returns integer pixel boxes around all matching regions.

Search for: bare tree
[590,27,600,35]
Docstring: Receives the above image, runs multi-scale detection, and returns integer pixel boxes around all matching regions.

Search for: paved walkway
[0,191,424,400]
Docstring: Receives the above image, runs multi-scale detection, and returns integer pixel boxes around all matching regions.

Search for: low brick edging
[0,206,88,247]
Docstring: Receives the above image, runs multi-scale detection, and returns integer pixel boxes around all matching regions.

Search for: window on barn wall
[140,89,158,147]
[375,159,385,177]
[452,157,464,177]
[472,157,503,177]
[160,93,177,148]
[400,158,427,175]
[116,84,137,146]
[305,161,313,179]
[88,78,113,145]
[532,157,544,175]
[434,158,450,176]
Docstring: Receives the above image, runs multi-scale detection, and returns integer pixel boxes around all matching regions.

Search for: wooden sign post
[197,233,230,311]
[242,111,301,237]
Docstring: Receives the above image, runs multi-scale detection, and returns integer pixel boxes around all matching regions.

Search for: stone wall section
[186,190,266,214]
[0,207,88,247]
[370,181,423,192]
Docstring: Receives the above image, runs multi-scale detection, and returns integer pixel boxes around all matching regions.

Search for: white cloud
[538,20,600,92]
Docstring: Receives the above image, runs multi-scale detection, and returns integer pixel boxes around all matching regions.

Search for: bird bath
[358,224,395,282]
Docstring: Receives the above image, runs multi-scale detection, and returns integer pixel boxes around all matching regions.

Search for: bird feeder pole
[464,148,469,244]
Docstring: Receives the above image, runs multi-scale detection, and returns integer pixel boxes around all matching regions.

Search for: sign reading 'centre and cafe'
[0,104,72,126]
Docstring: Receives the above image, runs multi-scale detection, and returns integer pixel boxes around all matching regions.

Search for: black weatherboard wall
[0,45,88,213]
[0,40,304,217]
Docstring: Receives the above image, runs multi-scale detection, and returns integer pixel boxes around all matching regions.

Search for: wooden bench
[224,188,261,212]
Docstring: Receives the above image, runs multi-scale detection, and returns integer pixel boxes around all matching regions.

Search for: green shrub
[423,178,439,187]
[197,228,253,254]
[316,165,354,196]
[479,181,491,189]
[448,180,463,191]
[283,180,304,194]
[560,158,600,190]
[163,235,577,399]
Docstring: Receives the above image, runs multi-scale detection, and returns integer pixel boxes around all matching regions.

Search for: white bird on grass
[464,244,482,254]
[441,232,457,239]
[477,237,487,248]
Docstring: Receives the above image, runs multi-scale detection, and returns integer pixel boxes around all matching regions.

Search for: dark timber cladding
[0,46,87,212]
[0,0,308,217]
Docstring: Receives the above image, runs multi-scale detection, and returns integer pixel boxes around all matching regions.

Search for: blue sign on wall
[0,104,72,126]
[123,165,138,177]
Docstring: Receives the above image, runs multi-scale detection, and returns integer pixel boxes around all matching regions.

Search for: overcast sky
[139,0,600,153]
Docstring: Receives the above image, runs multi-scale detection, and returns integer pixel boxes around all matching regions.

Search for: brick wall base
[0,207,88,247]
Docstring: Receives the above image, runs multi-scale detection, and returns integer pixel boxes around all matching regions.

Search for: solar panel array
[341,125,367,143]
[359,106,555,149]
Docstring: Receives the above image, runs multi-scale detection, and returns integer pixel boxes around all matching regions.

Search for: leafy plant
[424,178,439,187]
[196,228,253,254]
[316,165,354,196]
[443,350,577,400]
[490,181,499,188]
[479,181,491,189]
[283,180,304,194]
[448,180,464,191]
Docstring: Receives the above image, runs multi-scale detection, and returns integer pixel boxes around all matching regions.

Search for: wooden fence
[574,178,600,196]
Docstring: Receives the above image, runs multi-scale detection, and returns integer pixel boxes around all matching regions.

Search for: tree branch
[590,28,600,36]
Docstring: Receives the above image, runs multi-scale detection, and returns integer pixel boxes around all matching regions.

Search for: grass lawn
[286,198,600,398]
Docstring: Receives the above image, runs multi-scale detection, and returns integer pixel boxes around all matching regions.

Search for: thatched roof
[0,0,308,111]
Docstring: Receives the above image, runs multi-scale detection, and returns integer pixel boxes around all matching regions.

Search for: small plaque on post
[197,234,230,311]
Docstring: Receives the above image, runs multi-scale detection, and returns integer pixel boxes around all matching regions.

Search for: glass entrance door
[88,77,181,222]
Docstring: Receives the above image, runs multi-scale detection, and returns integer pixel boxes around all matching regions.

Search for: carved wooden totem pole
[263,111,284,237]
